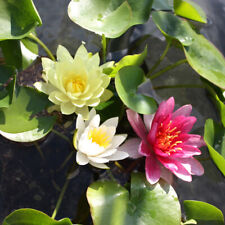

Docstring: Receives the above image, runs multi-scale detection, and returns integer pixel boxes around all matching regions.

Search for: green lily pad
[110,46,147,77]
[204,119,225,176]
[183,34,225,89]
[0,86,55,142]
[115,65,157,114]
[68,0,154,38]
[0,38,38,71]
[87,173,181,225]
[0,0,42,40]
[184,200,224,225]
[152,0,173,10]
[174,0,207,23]
[2,208,73,225]
[152,11,195,46]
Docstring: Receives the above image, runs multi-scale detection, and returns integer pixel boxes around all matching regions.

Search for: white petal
[88,156,109,163]
[54,92,70,102]
[110,134,127,149]
[117,138,142,159]
[102,117,118,128]
[49,92,61,105]
[98,149,117,158]
[87,53,100,68]
[106,151,129,161]
[72,99,86,107]
[42,57,54,71]
[92,88,104,99]
[89,161,109,169]
[88,114,100,128]
[57,45,73,62]
[60,102,76,115]
[76,151,89,165]
[76,114,85,130]
[86,98,100,107]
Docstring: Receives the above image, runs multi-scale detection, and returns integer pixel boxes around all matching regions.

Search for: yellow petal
[75,106,89,120]
[100,89,113,102]
[57,45,73,62]
[60,102,76,115]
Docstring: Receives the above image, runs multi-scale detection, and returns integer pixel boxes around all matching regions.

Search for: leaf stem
[149,59,187,80]
[147,39,171,76]
[28,33,56,61]
[52,129,72,146]
[51,178,70,219]
[34,142,45,160]
[101,34,107,63]
[154,84,204,90]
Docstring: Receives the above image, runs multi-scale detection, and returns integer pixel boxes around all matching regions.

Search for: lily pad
[204,119,225,176]
[0,0,42,40]
[184,200,224,225]
[183,34,225,89]
[0,86,55,142]
[68,0,154,38]
[115,65,157,114]
[152,11,195,46]
[87,173,181,225]
[174,0,207,23]
[110,46,147,77]
[0,38,38,71]
[2,208,73,225]
[152,0,173,10]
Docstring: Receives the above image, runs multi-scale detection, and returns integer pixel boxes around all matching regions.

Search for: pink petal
[145,156,161,184]
[147,122,158,145]
[177,157,204,176]
[171,145,201,158]
[118,138,142,159]
[153,97,175,123]
[143,113,155,131]
[160,166,173,185]
[171,116,196,133]
[172,104,192,119]
[183,134,206,148]
[172,164,192,182]
[157,157,178,172]
[126,109,148,140]
[139,140,151,156]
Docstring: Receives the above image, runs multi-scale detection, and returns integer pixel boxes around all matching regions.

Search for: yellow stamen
[88,127,110,148]
[65,77,86,93]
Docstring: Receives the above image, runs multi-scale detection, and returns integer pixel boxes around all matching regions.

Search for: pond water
[0,0,225,223]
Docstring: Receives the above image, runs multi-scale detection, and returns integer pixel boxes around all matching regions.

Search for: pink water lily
[120,97,204,184]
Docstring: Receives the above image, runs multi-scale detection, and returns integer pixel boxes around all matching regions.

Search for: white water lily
[34,44,112,119]
[74,109,128,169]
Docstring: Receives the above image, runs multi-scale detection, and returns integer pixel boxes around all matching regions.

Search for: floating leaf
[115,66,157,114]
[174,0,207,23]
[110,46,147,77]
[184,200,224,225]
[152,0,173,10]
[0,0,42,40]
[87,173,181,225]
[0,65,16,85]
[204,119,225,176]
[0,86,55,142]
[152,11,225,89]
[184,34,225,89]
[68,0,154,38]
[152,11,195,46]
[2,208,73,225]
[0,39,38,71]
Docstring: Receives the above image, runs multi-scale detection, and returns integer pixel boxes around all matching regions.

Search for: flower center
[156,121,182,155]
[88,127,110,148]
[65,77,86,93]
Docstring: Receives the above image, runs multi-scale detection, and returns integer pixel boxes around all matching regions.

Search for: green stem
[52,129,72,146]
[51,178,70,219]
[149,59,187,80]
[154,84,204,90]
[101,34,107,63]
[58,151,75,171]
[28,33,56,61]
[147,40,171,76]
[34,142,45,160]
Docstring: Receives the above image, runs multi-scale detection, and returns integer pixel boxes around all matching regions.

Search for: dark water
[0,0,225,223]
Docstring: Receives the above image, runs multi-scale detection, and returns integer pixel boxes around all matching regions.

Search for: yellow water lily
[34,44,112,119]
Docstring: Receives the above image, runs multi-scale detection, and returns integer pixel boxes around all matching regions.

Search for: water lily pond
[0,0,225,225]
